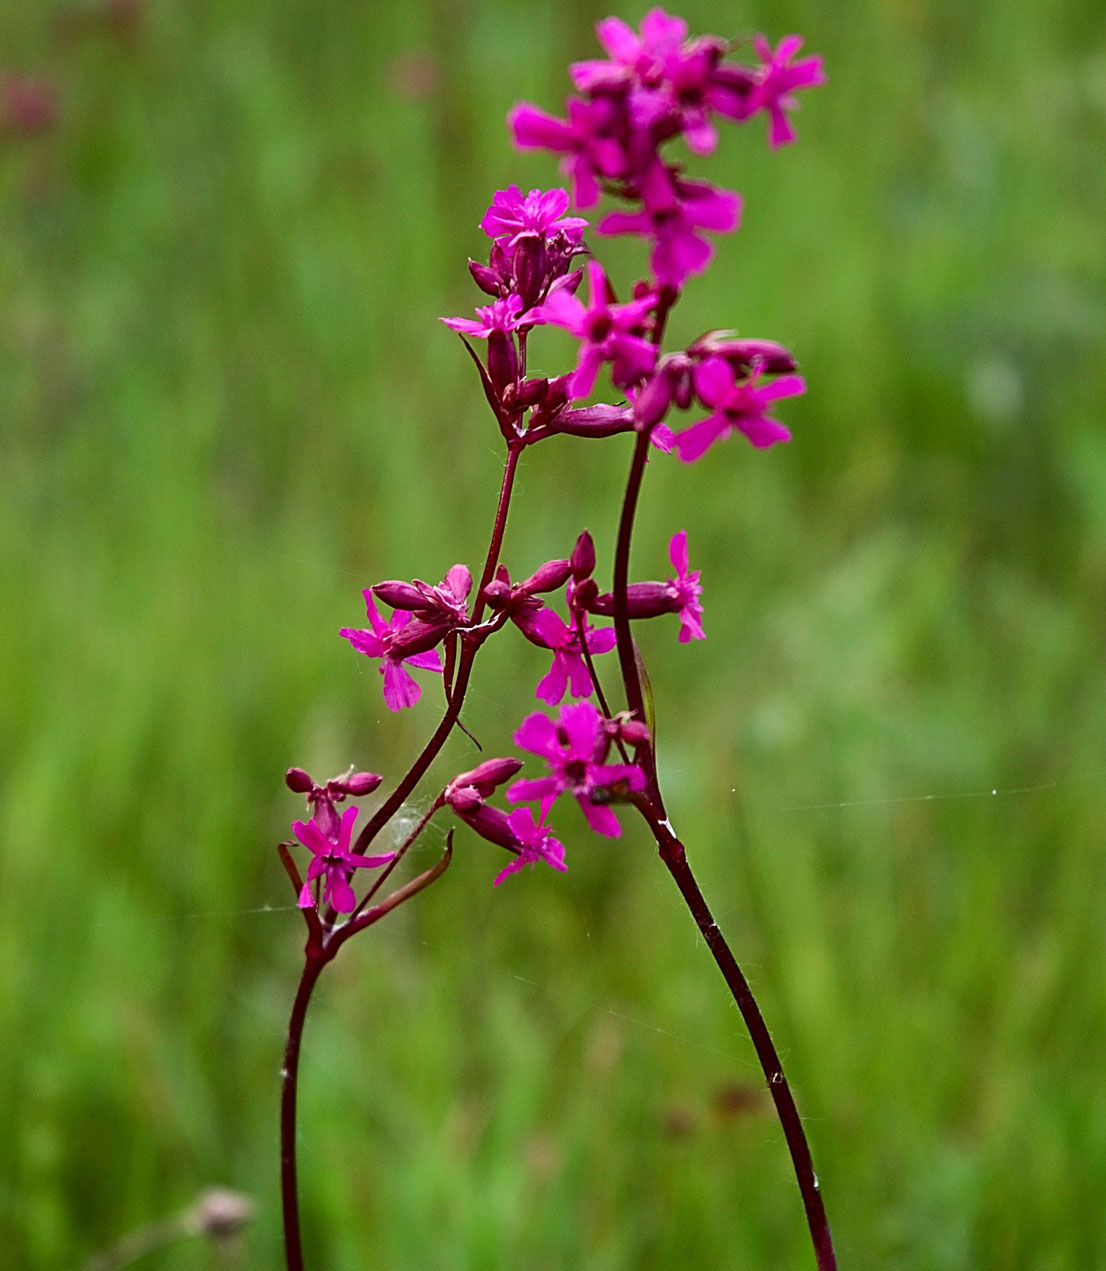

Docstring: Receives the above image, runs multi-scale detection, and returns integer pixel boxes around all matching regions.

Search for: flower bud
[448,757,524,798]
[570,530,596,581]
[522,558,573,594]
[468,258,503,297]
[342,771,383,796]
[372,580,429,611]
[481,579,512,608]
[515,376,549,408]
[286,767,314,794]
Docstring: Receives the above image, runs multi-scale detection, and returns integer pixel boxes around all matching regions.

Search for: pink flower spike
[668,530,705,642]
[292,805,396,914]
[752,35,826,148]
[494,807,568,885]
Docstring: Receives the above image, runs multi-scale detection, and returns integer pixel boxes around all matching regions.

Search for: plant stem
[281,951,328,1271]
[644,811,837,1270]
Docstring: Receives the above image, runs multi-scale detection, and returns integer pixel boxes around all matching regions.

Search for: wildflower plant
[276,11,832,1269]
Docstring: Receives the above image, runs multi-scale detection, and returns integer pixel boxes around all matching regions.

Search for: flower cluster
[286,9,822,898]
[510,10,824,285]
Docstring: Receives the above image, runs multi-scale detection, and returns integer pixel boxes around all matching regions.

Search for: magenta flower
[292,805,397,913]
[752,35,827,148]
[570,9,690,93]
[599,164,741,287]
[508,700,646,837]
[508,96,628,209]
[480,185,588,247]
[495,808,568,885]
[530,605,617,705]
[340,592,444,711]
[441,293,528,338]
[673,355,805,461]
[667,530,704,642]
[535,260,657,398]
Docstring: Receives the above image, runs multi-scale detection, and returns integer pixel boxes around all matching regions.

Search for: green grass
[2,0,1105,1266]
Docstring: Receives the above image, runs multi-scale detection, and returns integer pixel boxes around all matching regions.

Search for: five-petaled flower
[495,807,568,886]
[667,530,704,642]
[292,805,397,913]
[340,592,444,711]
[480,184,589,247]
[508,700,646,837]
[752,35,827,149]
[530,605,617,704]
[535,260,658,397]
[673,355,806,461]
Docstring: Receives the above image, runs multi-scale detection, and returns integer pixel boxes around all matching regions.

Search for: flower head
[340,592,444,711]
[667,530,704,642]
[508,700,646,837]
[673,355,805,461]
[496,807,567,885]
[480,184,589,247]
[752,35,827,148]
[292,805,396,913]
[535,260,658,398]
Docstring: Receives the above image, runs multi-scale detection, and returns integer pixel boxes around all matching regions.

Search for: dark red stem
[281,949,328,1271]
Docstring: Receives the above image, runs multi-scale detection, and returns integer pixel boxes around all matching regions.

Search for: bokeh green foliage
[2,0,1105,1266]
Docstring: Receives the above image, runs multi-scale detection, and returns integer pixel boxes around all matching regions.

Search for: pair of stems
[281,421,836,1270]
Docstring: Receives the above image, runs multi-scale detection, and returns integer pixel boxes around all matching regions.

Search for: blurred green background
[3,0,1105,1266]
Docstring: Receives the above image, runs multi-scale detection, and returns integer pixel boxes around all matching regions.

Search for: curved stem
[643,811,836,1271]
[281,952,328,1271]
[612,429,651,726]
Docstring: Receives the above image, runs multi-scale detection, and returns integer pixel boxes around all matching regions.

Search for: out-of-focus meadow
[2,0,1105,1266]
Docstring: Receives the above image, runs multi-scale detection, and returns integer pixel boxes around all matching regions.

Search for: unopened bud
[285,767,314,794]
[373,580,428,611]
[342,771,383,796]
[516,376,548,408]
[468,258,503,297]
[570,530,596,581]
[522,558,572,594]
[448,757,524,798]
[482,579,511,608]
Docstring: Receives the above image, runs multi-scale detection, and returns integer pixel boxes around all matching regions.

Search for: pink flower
[340,592,444,711]
[535,260,657,397]
[495,808,567,885]
[480,185,588,246]
[667,530,704,642]
[530,605,617,705]
[752,35,826,148]
[673,355,805,461]
[508,96,628,209]
[599,164,741,287]
[292,805,396,913]
[441,293,527,337]
[508,700,646,837]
